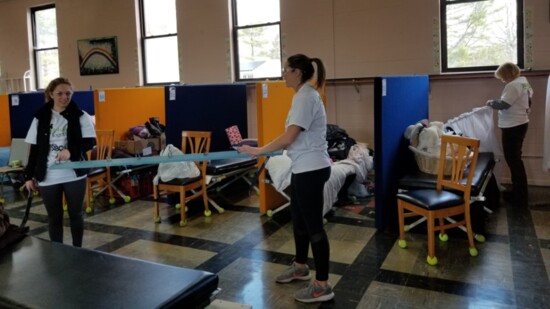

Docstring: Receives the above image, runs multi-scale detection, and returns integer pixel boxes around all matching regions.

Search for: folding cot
[263,145,373,217]
[205,157,258,212]
[206,157,258,192]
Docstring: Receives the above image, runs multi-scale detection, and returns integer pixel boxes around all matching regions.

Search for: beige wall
[57,0,140,88]
[1,0,549,184]
[177,0,232,84]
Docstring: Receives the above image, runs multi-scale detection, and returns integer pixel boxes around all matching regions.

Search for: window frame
[231,0,282,82]
[30,3,58,90]
[440,0,524,73]
[138,0,179,85]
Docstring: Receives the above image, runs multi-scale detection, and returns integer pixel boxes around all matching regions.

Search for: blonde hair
[495,62,520,81]
[44,77,73,102]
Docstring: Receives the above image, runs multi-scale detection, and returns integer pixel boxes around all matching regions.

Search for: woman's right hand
[25,179,37,192]
[238,145,261,157]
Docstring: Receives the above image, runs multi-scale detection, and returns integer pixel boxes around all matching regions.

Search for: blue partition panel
[8,92,44,139]
[164,84,248,152]
[72,91,95,115]
[374,75,429,231]
[8,91,94,139]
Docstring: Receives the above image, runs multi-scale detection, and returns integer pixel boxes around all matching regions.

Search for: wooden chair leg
[179,188,187,226]
[465,210,478,256]
[397,202,407,248]
[202,184,209,212]
[153,185,160,223]
[85,180,92,213]
[438,216,447,240]
[106,173,114,199]
[427,212,437,265]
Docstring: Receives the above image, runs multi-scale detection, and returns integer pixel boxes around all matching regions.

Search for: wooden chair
[396,134,480,266]
[153,131,211,226]
[85,129,115,213]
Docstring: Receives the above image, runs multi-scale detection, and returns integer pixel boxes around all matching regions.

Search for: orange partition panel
[93,88,165,141]
[256,82,295,215]
[256,81,327,215]
[0,95,10,146]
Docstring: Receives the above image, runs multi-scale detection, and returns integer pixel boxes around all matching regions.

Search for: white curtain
[445,106,503,156]
[544,76,550,171]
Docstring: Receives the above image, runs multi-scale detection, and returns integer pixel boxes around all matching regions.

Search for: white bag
[157,144,200,182]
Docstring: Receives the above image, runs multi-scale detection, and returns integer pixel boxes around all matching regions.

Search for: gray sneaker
[294,282,335,303]
[275,262,311,283]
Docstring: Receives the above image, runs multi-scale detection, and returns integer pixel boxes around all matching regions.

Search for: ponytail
[286,54,327,89]
[311,58,326,89]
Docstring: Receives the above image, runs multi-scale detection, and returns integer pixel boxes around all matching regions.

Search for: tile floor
[2,180,549,309]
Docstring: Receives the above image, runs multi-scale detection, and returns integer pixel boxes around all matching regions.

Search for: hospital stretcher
[398,152,496,242]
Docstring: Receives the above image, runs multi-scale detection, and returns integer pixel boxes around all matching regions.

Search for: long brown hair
[44,77,73,102]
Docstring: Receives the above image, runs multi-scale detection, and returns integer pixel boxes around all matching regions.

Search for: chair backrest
[91,130,115,160]
[436,134,480,201]
[181,131,212,173]
[8,138,29,167]
[181,131,211,155]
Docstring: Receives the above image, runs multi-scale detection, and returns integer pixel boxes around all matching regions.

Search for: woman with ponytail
[239,54,334,303]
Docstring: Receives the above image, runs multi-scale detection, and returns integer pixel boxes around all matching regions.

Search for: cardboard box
[115,134,166,155]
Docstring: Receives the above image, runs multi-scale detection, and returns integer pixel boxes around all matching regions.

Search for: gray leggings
[40,177,86,247]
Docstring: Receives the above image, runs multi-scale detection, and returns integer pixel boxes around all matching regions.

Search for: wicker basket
[408,145,452,175]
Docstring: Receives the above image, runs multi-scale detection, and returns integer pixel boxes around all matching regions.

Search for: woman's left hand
[56,149,71,161]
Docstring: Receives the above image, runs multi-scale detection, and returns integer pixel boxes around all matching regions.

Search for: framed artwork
[77,36,119,75]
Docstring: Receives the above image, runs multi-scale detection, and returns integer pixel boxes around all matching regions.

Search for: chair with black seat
[85,129,115,213]
[396,134,480,266]
[153,131,211,226]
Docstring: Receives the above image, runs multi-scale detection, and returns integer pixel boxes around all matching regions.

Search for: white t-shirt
[498,76,532,128]
[285,83,331,173]
[25,110,96,186]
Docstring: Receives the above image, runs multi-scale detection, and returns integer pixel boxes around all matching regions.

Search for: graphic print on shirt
[47,111,69,167]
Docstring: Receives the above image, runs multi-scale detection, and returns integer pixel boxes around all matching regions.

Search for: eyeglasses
[282,67,295,74]
[54,92,73,97]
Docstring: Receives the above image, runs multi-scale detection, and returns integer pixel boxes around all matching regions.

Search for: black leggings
[501,123,528,204]
[290,166,331,281]
[40,177,86,247]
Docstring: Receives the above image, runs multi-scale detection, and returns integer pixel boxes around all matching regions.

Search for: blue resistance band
[49,150,282,170]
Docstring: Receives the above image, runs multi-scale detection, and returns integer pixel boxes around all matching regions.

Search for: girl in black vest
[24,77,96,247]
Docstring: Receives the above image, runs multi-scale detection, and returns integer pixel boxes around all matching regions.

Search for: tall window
[139,0,179,84]
[232,0,281,81]
[31,4,59,89]
[440,0,524,72]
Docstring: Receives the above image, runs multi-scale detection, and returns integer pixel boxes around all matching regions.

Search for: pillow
[265,152,291,192]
